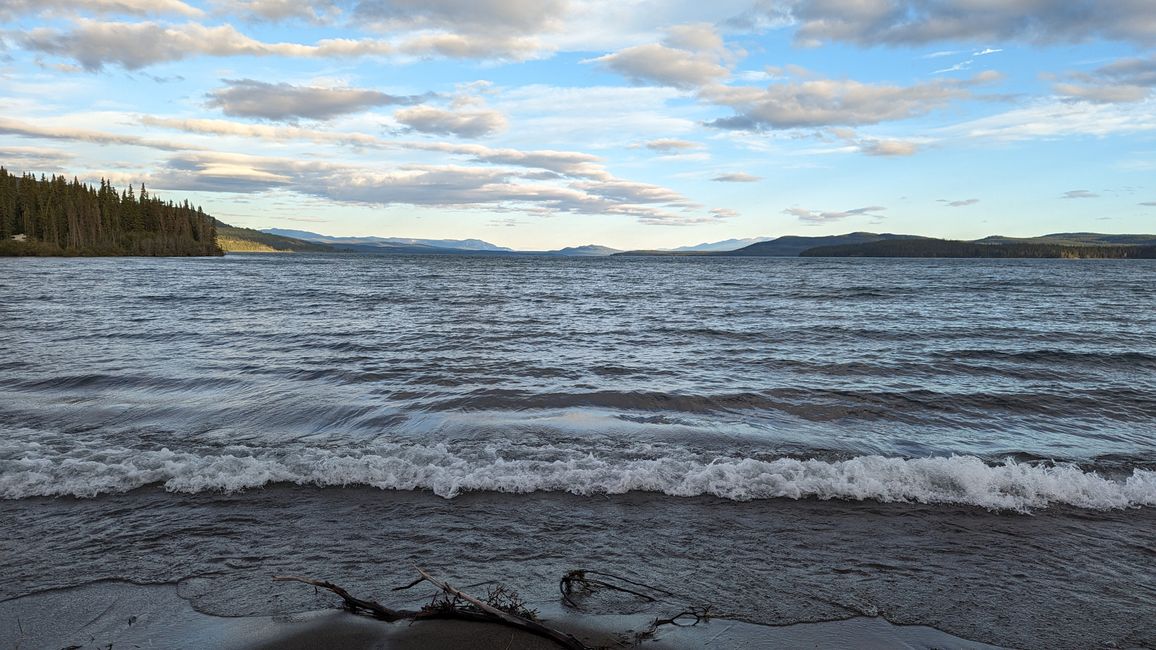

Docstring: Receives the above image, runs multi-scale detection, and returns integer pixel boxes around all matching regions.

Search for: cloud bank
[207,79,428,121]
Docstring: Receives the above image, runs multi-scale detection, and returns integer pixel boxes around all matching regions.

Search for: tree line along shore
[4,166,1156,259]
[0,168,221,257]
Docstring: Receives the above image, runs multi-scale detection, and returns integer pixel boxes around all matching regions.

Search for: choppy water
[1,255,1154,510]
[2,254,1156,649]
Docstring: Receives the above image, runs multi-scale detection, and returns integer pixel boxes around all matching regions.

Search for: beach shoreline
[2,486,1153,649]
[0,580,1005,649]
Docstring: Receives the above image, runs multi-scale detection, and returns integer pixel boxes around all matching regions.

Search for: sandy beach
[3,486,1154,649]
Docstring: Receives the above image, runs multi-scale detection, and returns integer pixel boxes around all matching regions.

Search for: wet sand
[0,581,1003,649]
[2,487,1153,648]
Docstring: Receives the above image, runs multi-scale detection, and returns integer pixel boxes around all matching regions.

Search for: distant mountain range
[717,232,923,256]
[614,232,920,256]
[262,229,513,252]
[665,237,773,252]
[548,244,623,256]
[617,232,1156,257]
[253,229,626,256]
[215,226,1156,259]
[801,235,1156,258]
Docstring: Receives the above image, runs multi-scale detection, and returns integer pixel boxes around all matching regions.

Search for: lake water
[2,254,1154,648]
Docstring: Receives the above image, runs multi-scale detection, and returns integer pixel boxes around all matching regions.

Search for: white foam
[2,440,1153,512]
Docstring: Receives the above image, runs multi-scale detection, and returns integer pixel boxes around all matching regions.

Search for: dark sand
[0,581,1003,649]
[4,487,1153,648]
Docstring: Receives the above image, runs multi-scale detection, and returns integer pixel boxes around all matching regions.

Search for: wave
[934,348,1156,367]
[419,387,1156,421]
[2,442,1153,512]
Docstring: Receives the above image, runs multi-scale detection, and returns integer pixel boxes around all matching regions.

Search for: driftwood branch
[272,576,416,621]
[275,569,587,650]
[633,606,713,644]
[415,567,586,650]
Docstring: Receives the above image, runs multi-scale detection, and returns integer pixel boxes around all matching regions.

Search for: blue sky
[2,0,1155,249]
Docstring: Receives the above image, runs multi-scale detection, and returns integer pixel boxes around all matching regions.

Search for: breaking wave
[3,441,1153,512]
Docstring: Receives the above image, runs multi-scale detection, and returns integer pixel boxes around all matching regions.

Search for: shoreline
[0,580,1003,649]
[3,486,1153,649]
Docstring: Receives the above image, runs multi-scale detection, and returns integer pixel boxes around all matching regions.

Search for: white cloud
[138,115,381,147]
[136,115,611,178]
[353,0,565,36]
[1062,189,1099,199]
[638,138,702,153]
[0,115,189,151]
[784,205,886,223]
[829,128,923,156]
[137,149,718,225]
[589,23,734,89]
[63,113,724,224]
[394,105,508,138]
[783,0,1156,47]
[947,97,1156,140]
[19,19,397,70]
[591,44,728,89]
[0,145,75,169]
[712,172,760,182]
[397,33,548,60]
[939,198,979,207]
[702,71,993,130]
[207,79,427,121]
[859,138,920,156]
[211,0,341,23]
[934,59,972,74]
[1054,54,1156,104]
[1,0,202,19]
[1054,82,1151,104]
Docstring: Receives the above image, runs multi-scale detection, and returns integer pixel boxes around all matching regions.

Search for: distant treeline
[0,167,221,256]
[801,238,1156,259]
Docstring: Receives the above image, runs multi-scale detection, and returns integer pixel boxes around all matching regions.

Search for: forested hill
[215,221,336,253]
[800,238,1156,258]
[0,168,222,256]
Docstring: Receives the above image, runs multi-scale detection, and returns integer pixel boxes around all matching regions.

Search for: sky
[2,1,1155,250]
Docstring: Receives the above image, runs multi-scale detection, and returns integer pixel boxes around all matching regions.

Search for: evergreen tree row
[0,167,222,257]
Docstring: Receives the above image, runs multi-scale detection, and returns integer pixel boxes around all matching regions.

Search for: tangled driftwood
[275,568,586,649]
[275,566,711,649]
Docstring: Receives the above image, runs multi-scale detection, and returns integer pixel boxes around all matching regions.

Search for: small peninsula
[0,167,221,257]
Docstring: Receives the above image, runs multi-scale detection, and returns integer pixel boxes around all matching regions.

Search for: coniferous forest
[0,167,222,256]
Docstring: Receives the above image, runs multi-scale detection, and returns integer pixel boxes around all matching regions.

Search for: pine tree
[0,169,223,257]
